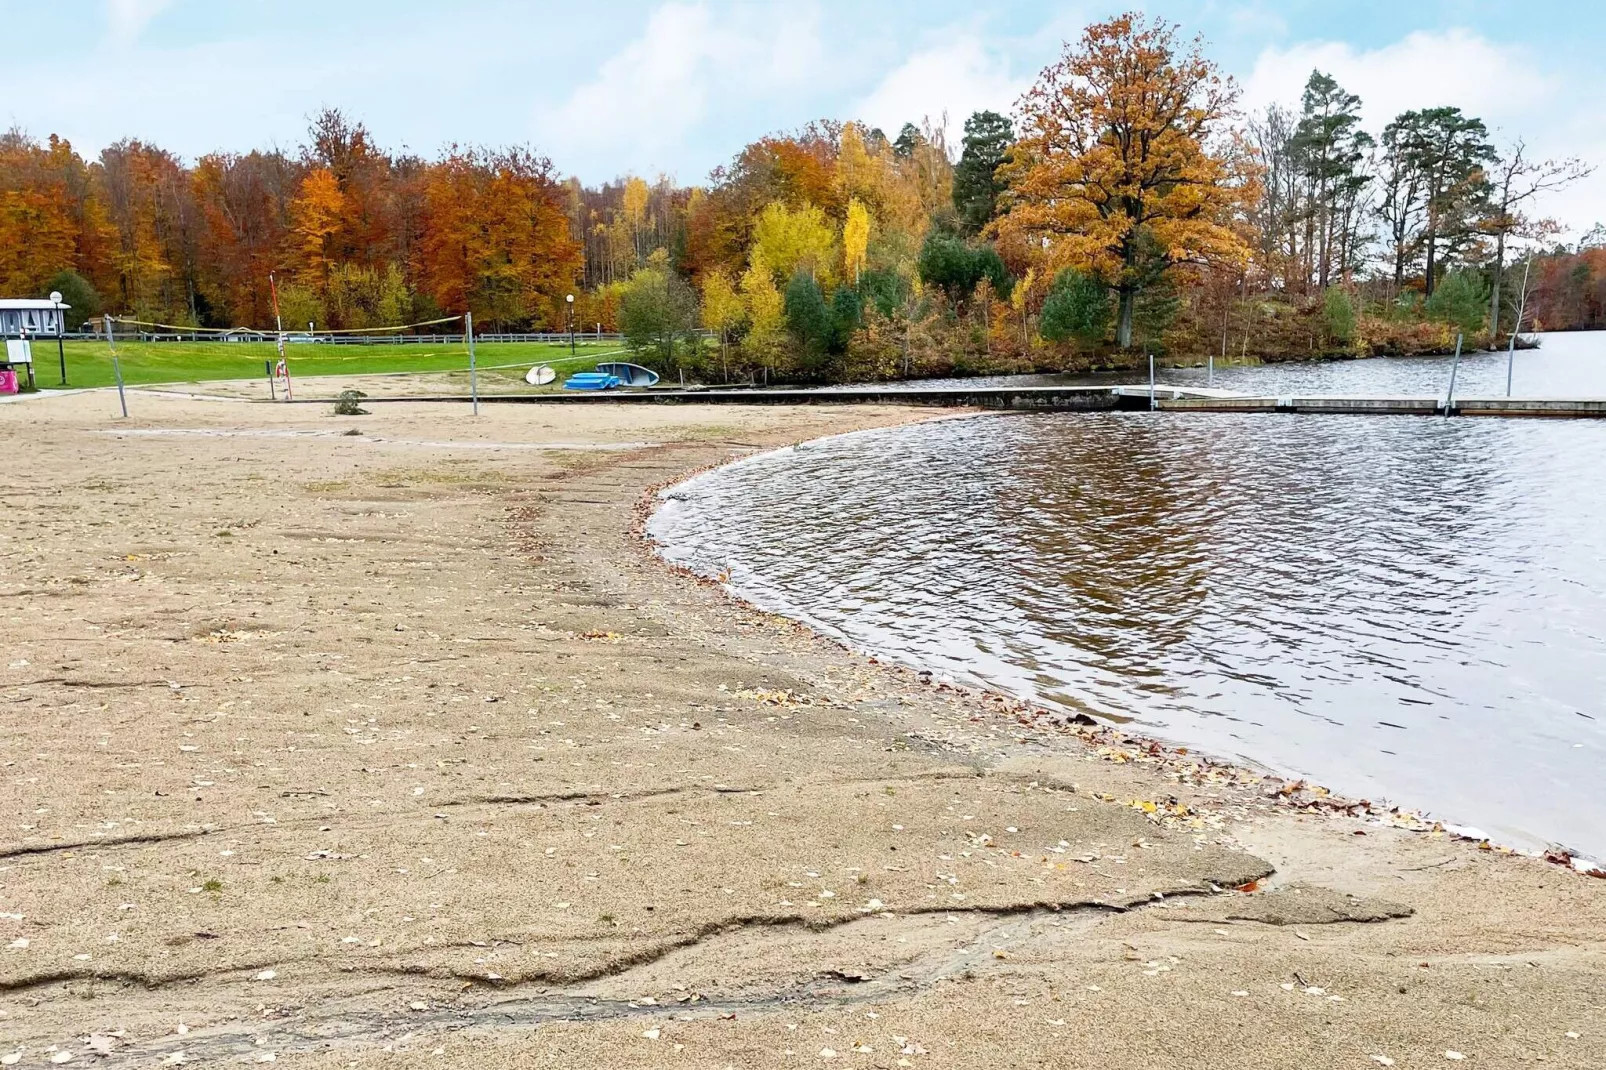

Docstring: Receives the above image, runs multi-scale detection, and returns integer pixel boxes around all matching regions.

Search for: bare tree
[1485,140,1593,337]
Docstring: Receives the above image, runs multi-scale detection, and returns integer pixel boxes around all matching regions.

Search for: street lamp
[50,290,65,386]
[566,293,575,355]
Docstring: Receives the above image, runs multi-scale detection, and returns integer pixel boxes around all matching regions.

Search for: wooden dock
[371,384,1606,418]
[1160,394,1606,417]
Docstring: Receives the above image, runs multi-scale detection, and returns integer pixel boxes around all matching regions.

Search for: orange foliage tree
[418,147,582,329]
[1001,12,1248,347]
[0,132,113,299]
[97,139,196,321]
[191,151,296,326]
[289,168,344,284]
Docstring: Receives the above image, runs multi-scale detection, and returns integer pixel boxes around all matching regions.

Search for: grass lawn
[33,339,626,390]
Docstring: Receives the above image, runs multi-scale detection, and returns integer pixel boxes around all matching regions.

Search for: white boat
[594,361,660,387]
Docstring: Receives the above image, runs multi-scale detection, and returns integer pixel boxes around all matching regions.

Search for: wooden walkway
[373,383,1606,418]
[1158,393,1606,417]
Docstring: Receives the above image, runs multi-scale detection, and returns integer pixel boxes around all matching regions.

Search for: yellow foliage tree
[1011,266,1036,348]
[749,201,837,286]
[901,118,955,223]
[842,198,871,285]
[834,123,927,258]
[1000,12,1248,348]
[621,175,650,263]
[700,267,744,377]
[834,124,879,205]
[738,261,785,372]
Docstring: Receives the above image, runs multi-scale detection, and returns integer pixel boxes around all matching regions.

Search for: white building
[0,298,72,391]
[0,298,70,338]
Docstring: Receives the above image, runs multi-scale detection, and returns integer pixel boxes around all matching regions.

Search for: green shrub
[1323,287,1356,344]
[1039,270,1111,345]
[1425,271,1488,337]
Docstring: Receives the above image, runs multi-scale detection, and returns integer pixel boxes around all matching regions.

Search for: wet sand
[1,385,1602,1068]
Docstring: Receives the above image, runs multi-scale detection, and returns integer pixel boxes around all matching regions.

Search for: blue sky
[5,1,1604,234]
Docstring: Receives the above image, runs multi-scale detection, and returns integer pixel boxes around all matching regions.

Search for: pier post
[1444,333,1463,417]
[1148,354,1156,412]
[1507,256,1532,397]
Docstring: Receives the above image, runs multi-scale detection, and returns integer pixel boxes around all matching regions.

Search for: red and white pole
[269,273,291,401]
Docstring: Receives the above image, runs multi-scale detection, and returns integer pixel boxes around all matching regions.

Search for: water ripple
[651,361,1606,857]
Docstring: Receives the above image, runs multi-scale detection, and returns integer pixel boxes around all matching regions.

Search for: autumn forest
[1,13,1598,381]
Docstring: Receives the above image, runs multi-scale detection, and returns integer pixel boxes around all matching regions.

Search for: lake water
[649,334,1606,858]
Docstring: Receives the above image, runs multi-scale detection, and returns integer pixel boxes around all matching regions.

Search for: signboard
[4,339,32,365]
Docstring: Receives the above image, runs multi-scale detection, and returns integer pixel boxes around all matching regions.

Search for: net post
[104,316,128,418]
[466,312,478,416]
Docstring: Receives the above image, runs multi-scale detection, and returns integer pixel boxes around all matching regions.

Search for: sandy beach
[1,385,1602,1068]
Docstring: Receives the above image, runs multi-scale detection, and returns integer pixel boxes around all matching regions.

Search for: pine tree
[951,111,1013,234]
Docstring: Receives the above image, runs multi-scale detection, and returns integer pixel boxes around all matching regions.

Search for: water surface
[651,337,1606,856]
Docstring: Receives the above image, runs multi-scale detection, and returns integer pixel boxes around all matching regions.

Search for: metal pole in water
[1507,256,1531,398]
[1148,353,1156,411]
[104,316,127,418]
[1444,332,1463,416]
[1505,325,1519,398]
[466,311,478,416]
[1208,353,1214,389]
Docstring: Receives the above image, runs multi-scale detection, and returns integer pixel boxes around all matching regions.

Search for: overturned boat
[594,361,660,387]
[561,371,621,391]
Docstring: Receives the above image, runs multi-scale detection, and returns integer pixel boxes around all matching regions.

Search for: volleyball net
[83,315,623,400]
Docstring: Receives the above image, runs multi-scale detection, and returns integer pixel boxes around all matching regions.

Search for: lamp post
[566,293,575,355]
[51,290,65,386]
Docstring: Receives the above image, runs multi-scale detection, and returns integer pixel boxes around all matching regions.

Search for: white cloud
[105,0,174,46]
[1242,29,1554,131]
[539,1,825,180]
[852,35,1029,145]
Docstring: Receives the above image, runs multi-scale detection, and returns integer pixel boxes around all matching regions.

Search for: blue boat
[562,371,622,391]
[595,362,661,387]
[562,372,621,391]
